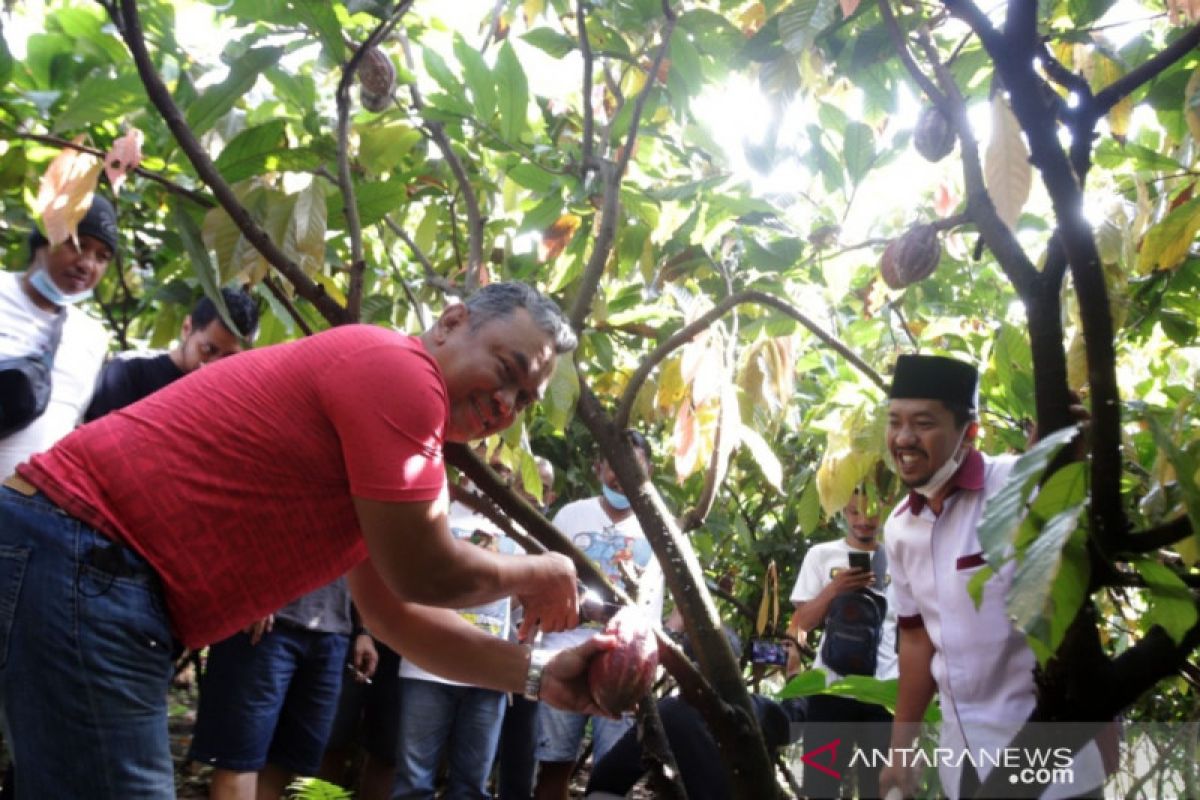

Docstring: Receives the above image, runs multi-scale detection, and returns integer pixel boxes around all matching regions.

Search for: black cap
[888,354,978,409]
[28,194,119,258]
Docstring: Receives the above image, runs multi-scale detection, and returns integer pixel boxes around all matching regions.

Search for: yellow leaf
[655,356,688,414]
[34,137,103,248]
[541,214,580,262]
[1066,330,1088,393]
[1089,54,1131,138]
[312,270,346,306]
[1136,197,1200,275]
[984,96,1032,233]
[673,400,700,480]
[522,0,545,24]
[1185,68,1200,150]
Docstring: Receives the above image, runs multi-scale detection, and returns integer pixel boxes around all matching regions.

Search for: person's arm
[348,560,612,714]
[353,496,578,633]
[880,623,937,798]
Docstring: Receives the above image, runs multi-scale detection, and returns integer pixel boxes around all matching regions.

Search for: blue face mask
[28,267,92,307]
[602,483,631,511]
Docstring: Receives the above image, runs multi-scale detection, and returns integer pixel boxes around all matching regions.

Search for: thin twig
[336,3,413,320]
[3,127,214,209]
[577,0,596,173]
[263,275,314,336]
[380,214,462,297]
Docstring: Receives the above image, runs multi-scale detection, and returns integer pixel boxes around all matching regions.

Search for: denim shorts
[188,624,349,774]
[0,485,178,799]
[535,703,633,764]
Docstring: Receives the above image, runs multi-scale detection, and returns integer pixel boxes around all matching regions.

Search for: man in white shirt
[533,430,663,800]
[879,354,1104,799]
[790,489,897,798]
[0,195,115,477]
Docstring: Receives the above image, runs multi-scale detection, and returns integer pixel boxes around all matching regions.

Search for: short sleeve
[883,527,920,621]
[790,548,826,604]
[318,335,448,503]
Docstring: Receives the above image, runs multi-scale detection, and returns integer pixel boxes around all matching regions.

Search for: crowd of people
[0,194,1114,800]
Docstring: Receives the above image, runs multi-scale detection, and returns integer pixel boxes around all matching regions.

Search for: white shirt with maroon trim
[884,449,1104,799]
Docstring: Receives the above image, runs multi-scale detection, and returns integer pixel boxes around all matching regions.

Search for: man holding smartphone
[789,488,897,798]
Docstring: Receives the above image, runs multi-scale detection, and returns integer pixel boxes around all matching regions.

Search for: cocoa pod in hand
[880,224,941,289]
[914,105,955,163]
[587,607,659,716]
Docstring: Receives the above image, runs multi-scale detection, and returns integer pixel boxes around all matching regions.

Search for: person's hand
[538,634,619,717]
[352,633,379,680]
[880,761,917,799]
[517,552,579,640]
[244,614,274,645]
[830,566,874,594]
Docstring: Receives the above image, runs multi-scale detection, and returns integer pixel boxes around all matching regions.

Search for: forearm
[350,562,530,692]
[793,584,836,632]
[891,626,937,749]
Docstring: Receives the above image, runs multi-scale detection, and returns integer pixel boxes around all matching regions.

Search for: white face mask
[913,424,970,498]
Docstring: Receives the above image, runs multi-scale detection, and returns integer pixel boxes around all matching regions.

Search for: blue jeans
[535,703,633,764]
[0,487,178,799]
[188,625,348,774]
[392,678,507,799]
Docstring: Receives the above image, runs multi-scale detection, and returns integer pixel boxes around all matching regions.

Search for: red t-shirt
[20,325,448,647]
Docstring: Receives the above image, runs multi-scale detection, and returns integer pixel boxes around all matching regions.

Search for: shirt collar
[903,447,984,516]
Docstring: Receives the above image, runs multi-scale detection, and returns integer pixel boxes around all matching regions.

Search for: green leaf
[52,72,147,133]
[797,478,821,534]
[780,674,940,722]
[292,2,345,64]
[738,424,783,493]
[1137,197,1200,275]
[507,163,558,193]
[1133,558,1198,645]
[1007,503,1086,642]
[214,120,286,183]
[186,47,284,137]
[357,123,423,176]
[422,47,463,100]
[521,28,577,59]
[977,425,1080,566]
[778,669,827,698]
[842,121,875,184]
[453,35,496,121]
[520,193,563,233]
[495,42,530,143]
[544,357,579,433]
[327,177,409,230]
[669,31,703,97]
[284,180,327,275]
[171,203,242,337]
[778,0,839,56]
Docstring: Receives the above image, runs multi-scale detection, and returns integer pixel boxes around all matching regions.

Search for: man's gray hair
[464,282,577,354]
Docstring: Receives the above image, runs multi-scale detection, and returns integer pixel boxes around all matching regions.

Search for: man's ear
[963,420,980,445]
[432,302,469,344]
[179,315,194,340]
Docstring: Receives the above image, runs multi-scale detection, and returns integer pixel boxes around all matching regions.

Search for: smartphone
[749,638,789,666]
[848,551,872,572]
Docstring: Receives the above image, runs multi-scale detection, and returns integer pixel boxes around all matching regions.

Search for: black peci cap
[888,354,978,409]
[29,194,119,258]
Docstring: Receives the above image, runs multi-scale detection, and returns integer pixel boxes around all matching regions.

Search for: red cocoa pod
[880,224,941,289]
[359,46,396,95]
[587,607,659,716]
[914,105,955,163]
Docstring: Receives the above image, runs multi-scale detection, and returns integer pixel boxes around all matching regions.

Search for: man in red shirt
[0,282,604,799]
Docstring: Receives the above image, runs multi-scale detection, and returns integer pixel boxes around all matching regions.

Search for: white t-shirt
[0,270,108,478]
[542,496,664,651]
[790,538,898,682]
[400,500,520,686]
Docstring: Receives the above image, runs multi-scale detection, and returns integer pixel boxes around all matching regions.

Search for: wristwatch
[523,647,553,701]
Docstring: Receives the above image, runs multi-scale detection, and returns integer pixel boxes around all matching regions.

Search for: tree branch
[1090,23,1200,118]
[114,0,351,327]
[336,4,412,320]
[398,31,485,292]
[577,0,596,173]
[381,214,462,297]
[263,275,314,336]
[877,0,947,109]
[614,289,884,430]
[568,10,678,330]
[1118,516,1196,555]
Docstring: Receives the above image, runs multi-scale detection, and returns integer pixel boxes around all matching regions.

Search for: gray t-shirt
[274,576,352,634]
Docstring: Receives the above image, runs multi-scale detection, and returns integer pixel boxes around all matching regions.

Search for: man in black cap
[878,354,1104,799]
[0,194,117,477]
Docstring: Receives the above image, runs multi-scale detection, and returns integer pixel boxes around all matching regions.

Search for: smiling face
[38,234,113,296]
[427,304,558,443]
[886,398,974,488]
